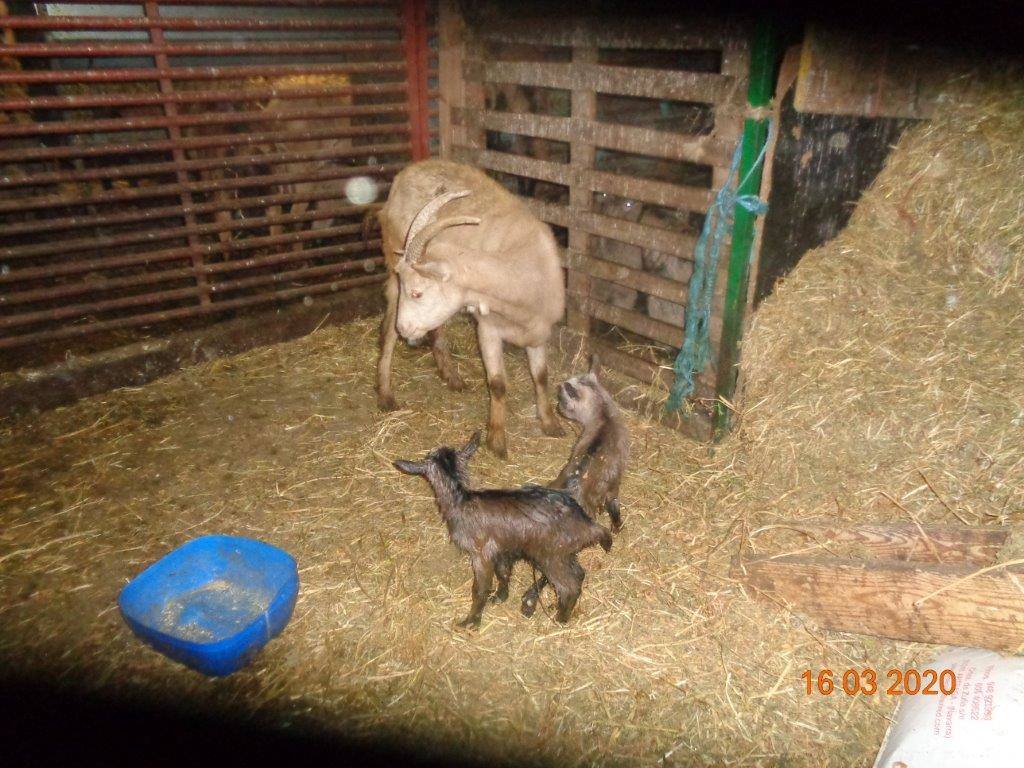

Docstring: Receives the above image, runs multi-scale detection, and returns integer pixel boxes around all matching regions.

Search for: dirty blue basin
[118,535,299,676]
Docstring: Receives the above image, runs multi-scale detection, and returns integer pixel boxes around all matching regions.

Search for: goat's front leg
[428,326,465,391]
[477,323,507,458]
[458,556,494,629]
[376,272,400,411]
[491,554,512,604]
[526,344,564,437]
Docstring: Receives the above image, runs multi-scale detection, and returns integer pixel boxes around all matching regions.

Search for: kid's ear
[393,459,427,475]
[588,353,602,379]
[411,259,451,283]
[460,430,481,459]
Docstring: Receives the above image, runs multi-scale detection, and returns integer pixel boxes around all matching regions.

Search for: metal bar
[2,40,402,58]
[0,222,372,284]
[0,274,387,351]
[3,183,391,237]
[1,199,380,260]
[0,102,408,138]
[0,82,407,112]
[145,1,208,306]
[0,61,406,85]
[0,16,401,32]
[713,20,778,439]
[0,241,382,306]
[0,161,404,215]
[0,142,407,191]
[401,0,430,159]
[0,122,410,164]
[1,257,385,330]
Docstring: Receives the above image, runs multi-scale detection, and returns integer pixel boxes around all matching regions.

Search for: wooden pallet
[438,3,752,438]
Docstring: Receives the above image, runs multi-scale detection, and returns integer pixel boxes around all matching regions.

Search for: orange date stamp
[802,668,956,696]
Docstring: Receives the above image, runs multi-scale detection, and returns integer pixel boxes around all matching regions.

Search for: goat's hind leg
[547,557,584,624]
[428,326,465,392]
[520,573,548,617]
[491,554,512,604]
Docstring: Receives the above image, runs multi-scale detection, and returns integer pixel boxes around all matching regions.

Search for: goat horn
[403,190,472,251]
[403,215,481,265]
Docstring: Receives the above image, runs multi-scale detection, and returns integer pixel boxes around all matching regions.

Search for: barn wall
[755,87,913,303]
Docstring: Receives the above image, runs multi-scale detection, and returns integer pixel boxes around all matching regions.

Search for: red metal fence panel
[0,0,435,359]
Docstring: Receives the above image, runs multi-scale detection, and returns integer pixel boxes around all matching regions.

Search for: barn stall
[1,1,1022,765]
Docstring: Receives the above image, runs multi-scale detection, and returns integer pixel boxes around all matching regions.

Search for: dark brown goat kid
[393,432,612,628]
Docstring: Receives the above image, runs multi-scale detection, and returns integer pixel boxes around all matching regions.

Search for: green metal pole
[713,20,778,440]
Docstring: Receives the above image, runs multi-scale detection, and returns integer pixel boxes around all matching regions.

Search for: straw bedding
[1,76,1021,766]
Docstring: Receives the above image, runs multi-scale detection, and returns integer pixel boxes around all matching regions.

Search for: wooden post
[567,39,597,337]
[713,20,778,438]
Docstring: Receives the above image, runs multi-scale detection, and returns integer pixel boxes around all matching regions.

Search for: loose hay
[1,75,1022,766]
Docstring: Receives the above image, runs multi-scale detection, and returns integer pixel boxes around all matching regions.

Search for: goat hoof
[611,521,623,534]
[520,599,537,618]
[445,373,466,392]
[490,590,508,604]
[377,393,399,412]
[456,616,480,630]
[555,612,571,624]
[541,421,565,437]
[486,435,507,459]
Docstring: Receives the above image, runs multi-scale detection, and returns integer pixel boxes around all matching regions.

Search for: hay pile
[739,75,1024,537]
[0,76,1021,767]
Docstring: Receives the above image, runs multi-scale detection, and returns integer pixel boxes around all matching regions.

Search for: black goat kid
[394,432,612,628]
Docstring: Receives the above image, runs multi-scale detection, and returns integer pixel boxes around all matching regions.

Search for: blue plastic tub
[118,535,299,676]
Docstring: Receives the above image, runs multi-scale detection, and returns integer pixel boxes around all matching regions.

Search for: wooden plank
[738,555,1024,653]
[586,170,712,214]
[478,16,743,52]
[573,251,687,305]
[567,43,598,337]
[794,25,959,119]
[776,523,1009,566]
[521,197,571,229]
[452,145,572,186]
[437,0,468,158]
[477,61,734,105]
[588,121,732,167]
[579,211,698,259]
[456,108,730,170]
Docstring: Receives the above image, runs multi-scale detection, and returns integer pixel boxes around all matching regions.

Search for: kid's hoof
[520,598,537,618]
[445,373,466,392]
[377,393,399,412]
[490,589,508,604]
[456,616,481,630]
[610,521,623,534]
[541,421,565,437]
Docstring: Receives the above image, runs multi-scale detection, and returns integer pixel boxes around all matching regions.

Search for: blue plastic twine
[665,123,772,412]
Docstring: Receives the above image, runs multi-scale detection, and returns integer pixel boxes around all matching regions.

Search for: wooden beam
[478,16,742,51]
[777,523,1010,566]
[737,554,1024,654]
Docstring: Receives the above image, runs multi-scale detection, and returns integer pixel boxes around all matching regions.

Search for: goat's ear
[393,459,427,476]
[588,353,602,378]
[411,260,451,283]
[460,430,481,459]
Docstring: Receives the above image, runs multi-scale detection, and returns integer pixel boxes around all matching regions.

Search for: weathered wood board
[736,524,1024,653]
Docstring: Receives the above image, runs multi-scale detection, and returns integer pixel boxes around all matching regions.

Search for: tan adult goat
[376,159,565,457]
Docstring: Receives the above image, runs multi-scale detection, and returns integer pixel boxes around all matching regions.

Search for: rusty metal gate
[0,0,435,360]
[440,8,752,438]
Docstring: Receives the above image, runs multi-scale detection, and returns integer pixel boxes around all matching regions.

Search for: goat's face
[393,431,480,483]
[558,356,606,425]
[395,259,463,343]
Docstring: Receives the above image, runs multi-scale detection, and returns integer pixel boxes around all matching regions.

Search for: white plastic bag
[874,647,1024,768]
